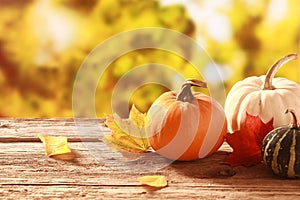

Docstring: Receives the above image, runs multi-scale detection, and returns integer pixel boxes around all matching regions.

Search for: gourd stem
[176,79,207,102]
[285,109,299,129]
[263,53,298,90]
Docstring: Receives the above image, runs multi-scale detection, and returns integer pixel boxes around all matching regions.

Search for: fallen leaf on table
[137,175,168,187]
[38,134,71,157]
[50,149,78,161]
[103,105,150,154]
[224,113,274,167]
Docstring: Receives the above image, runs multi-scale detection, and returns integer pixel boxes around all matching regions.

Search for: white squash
[225,54,300,133]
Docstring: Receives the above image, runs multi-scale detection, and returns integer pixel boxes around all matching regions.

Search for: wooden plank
[2,142,300,199]
[2,184,300,200]
[1,118,300,199]
[0,118,109,141]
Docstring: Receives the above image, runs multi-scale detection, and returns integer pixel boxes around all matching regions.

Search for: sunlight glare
[31,0,77,65]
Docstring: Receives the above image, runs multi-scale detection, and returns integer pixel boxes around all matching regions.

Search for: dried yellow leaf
[104,105,150,153]
[38,135,71,157]
[129,104,149,127]
[137,175,168,187]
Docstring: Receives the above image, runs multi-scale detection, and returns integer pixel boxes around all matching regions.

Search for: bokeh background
[0,0,299,117]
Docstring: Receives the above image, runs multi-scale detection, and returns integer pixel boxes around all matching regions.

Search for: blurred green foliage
[0,0,299,117]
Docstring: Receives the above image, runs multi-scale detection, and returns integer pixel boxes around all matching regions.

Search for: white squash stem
[263,53,298,90]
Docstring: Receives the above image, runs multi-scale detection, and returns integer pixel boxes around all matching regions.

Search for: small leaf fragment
[50,149,77,161]
[137,175,168,187]
[38,134,71,157]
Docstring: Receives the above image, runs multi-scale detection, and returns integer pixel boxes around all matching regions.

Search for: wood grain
[1,118,300,199]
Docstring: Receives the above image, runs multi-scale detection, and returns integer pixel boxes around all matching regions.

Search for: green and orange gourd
[262,109,300,178]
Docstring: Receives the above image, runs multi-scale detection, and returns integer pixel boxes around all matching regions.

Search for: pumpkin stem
[285,109,299,129]
[176,79,207,102]
[263,53,298,90]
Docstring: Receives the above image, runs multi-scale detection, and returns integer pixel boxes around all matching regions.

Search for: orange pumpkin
[146,79,227,161]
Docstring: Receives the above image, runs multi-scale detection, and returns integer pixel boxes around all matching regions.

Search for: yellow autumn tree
[0,0,299,117]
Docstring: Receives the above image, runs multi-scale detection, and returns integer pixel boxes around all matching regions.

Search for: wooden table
[1,118,300,199]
